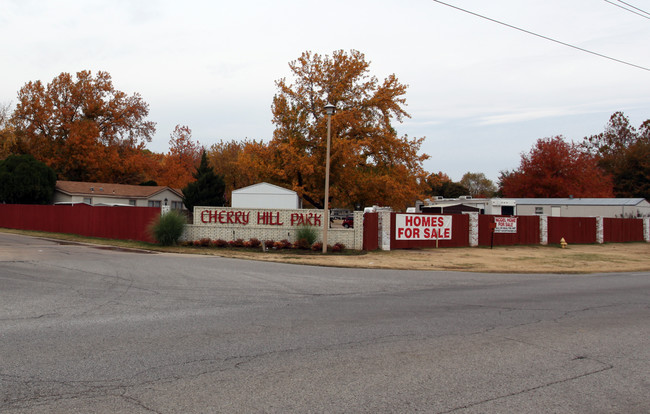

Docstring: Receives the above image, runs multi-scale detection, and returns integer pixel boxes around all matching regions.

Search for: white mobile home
[231,182,300,209]
[513,198,650,218]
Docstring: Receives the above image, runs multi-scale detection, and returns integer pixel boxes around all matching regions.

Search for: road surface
[1,233,648,413]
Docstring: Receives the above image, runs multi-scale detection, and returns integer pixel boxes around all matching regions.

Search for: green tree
[612,138,650,199]
[0,154,57,204]
[181,151,226,212]
[460,172,497,198]
[583,112,650,198]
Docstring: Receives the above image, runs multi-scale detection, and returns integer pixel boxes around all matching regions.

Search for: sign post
[489,222,497,249]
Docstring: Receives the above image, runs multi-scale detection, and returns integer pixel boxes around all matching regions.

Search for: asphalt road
[1,233,648,413]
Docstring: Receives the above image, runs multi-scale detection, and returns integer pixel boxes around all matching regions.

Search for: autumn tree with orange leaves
[268,50,429,210]
[0,103,16,159]
[11,71,156,183]
[207,139,269,204]
[499,136,614,198]
[156,125,203,189]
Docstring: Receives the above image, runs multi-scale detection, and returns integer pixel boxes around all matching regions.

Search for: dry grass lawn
[4,228,649,274]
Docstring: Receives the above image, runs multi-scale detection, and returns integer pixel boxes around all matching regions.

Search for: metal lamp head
[324,103,336,116]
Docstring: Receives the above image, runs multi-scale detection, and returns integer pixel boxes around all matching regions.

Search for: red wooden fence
[547,217,598,244]
[478,215,540,246]
[603,218,644,243]
[2,204,646,249]
[0,204,159,242]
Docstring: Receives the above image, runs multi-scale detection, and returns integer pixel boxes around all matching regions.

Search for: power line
[431,0,650,72]
[616,0,650,17]
[605,0,650,20]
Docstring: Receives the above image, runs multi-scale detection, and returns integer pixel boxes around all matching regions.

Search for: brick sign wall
[184,207,364,250]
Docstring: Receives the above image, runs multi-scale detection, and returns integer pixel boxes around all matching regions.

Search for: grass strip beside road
[2,228,649,274]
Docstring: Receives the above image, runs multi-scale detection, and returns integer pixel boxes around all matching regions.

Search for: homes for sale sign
[395,214,452,240]
[494,216,517,233]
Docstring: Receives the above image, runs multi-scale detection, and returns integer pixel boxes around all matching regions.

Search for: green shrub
[296,225,318,246]
[148,210,186,246]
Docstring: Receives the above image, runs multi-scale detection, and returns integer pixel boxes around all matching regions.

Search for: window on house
[171,201,184,210]
[148,200,161,208]
[535,207,544,215]
[129,199,136,206]
[83,197,92,204]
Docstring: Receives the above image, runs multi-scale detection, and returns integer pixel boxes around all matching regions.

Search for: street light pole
[322,103,335,253]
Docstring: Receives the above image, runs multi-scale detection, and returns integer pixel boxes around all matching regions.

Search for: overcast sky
[2,0,650,182]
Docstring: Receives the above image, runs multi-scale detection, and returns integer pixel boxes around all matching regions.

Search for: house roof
[421,203,480,212]
[232,182,297,196]
[512,198,648,206]
[56,181,183,199]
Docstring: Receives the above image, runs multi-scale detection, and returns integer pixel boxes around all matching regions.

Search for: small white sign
[494,217,517,233]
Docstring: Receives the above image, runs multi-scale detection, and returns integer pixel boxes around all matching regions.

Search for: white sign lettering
[395,214,452,240]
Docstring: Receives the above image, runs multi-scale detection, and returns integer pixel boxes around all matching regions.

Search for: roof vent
[90,187,94,192]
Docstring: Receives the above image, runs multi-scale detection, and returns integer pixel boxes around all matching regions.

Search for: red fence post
[362,213,379,251]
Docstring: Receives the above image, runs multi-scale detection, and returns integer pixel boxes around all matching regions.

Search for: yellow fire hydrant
[560,237,568,248]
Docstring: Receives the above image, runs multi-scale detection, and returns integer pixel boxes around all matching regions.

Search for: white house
[231,182,300,209]
[54,181,185,209]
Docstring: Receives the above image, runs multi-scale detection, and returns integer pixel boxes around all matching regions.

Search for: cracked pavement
[1,232,649,413]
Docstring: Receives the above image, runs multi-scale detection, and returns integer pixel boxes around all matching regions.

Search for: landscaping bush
[212,239,229,248]
[274,239,292,250]
[264,240,275,249]
[148,210,187,246]
[311,242,323,252]
[295,238,311,250]
[332,242,346,252]
[229,238,245,248]
[199,238,211,247]
[296,225,318,246]
[248,238,262,248]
